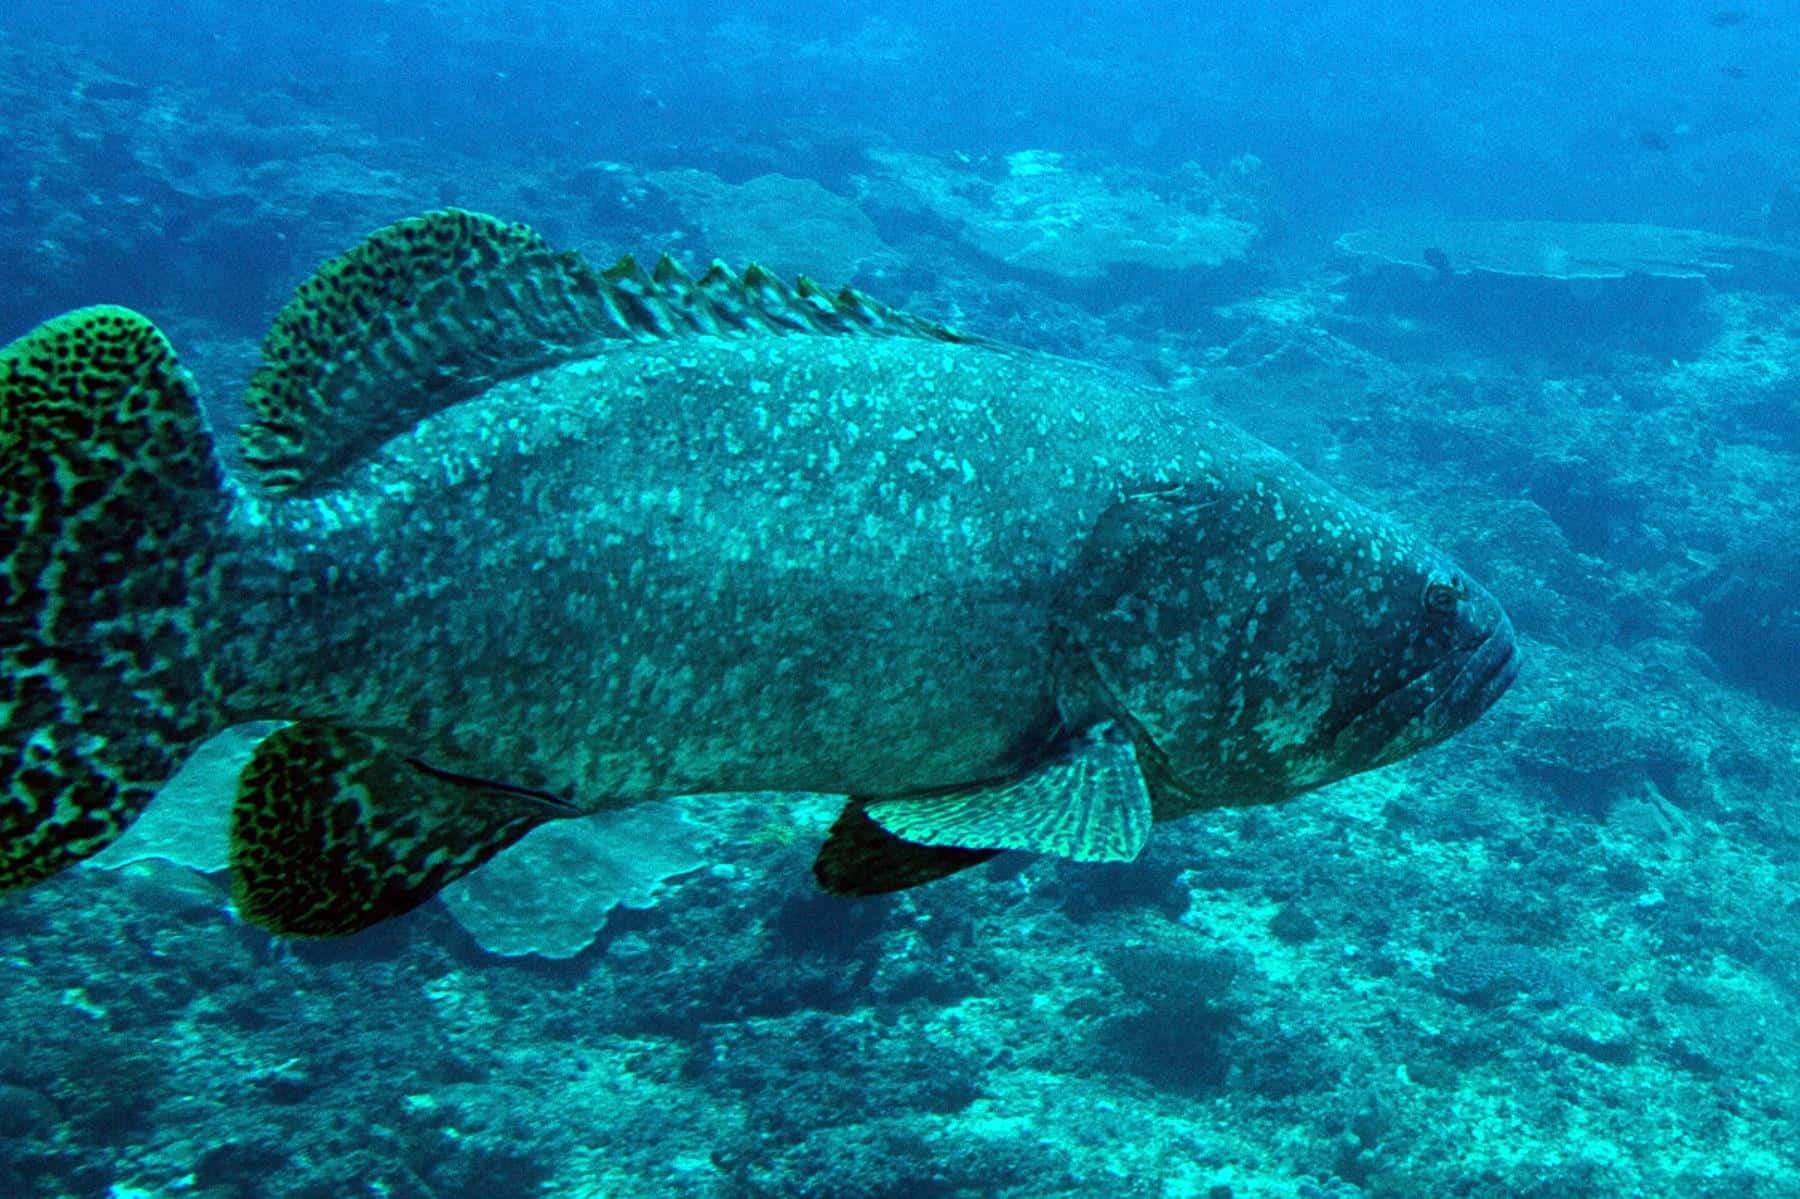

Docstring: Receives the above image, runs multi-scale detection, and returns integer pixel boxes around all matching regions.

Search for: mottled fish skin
[210,334,1511,818]
[211,338,1227,803]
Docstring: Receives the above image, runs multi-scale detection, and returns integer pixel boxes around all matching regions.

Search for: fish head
[1056,470,1519,813]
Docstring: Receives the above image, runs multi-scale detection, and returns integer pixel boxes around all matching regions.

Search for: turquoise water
[5,3,1800,1196]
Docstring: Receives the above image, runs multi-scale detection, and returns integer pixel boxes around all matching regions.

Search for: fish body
[0,211,1517,935]
[224,337,1136,804]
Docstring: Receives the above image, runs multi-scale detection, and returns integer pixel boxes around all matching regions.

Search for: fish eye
[1422,573,1464,616]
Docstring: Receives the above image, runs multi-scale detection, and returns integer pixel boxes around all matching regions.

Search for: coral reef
[1337,220,1759,282]
[1334,220,1800,357]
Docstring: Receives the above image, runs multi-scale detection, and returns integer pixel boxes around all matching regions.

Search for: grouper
[0,209,1518,937]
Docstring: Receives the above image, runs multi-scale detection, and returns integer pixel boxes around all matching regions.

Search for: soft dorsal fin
[240,208,966,493]
[229,721,574,937]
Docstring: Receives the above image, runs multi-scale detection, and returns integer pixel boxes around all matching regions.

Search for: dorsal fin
[241,208,966,493]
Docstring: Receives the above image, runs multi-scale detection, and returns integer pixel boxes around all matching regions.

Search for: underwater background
[6,1,1800,1196]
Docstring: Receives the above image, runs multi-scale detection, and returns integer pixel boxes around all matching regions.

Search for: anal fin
[229,722,572,937]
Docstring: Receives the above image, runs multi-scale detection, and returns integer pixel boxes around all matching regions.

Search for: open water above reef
[7,3,1800,1196]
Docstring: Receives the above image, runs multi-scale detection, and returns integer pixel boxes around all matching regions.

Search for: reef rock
[864,148,1264,282]
[645,168,893,281]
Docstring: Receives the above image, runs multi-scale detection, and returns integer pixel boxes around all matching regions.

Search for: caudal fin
[1,307,229,891]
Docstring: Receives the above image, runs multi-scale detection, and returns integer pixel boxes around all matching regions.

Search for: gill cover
[1052,474,1491,813]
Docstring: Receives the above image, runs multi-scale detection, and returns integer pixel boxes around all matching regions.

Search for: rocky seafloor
[8,20,1800,1199]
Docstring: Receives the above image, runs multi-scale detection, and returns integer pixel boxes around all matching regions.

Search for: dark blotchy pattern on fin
[1,307,227,891]
[230,722,564,936]
[241,211,603,493]
[241,208,967,493]
[864,724,1153,862]
[812,800,1002,897]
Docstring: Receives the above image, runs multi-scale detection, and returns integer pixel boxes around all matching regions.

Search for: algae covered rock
[645,168,893,280]
[864,147,1264,282]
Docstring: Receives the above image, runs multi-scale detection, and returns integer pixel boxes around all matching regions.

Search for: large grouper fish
[0,209,1518,937]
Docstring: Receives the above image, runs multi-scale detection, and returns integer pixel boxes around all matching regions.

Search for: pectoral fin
[811,801,1003,897]
[867,723,1153,861]
[229,722,573,937]
[812,723,1153,897]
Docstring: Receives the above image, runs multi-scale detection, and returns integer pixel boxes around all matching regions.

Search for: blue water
[8,3,1799,272]
[6,3,1800,1197]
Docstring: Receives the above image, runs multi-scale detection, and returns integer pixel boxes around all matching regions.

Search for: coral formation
[644,168,893,281]
[439,805,709,959]
[1336,220,1759,281]
[1438,943,1599,1005]
[863,147,1263,282]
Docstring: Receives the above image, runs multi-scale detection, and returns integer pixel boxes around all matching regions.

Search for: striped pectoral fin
[812,723,1154,897]
[229,722,572,937]
[865,723,1154,862]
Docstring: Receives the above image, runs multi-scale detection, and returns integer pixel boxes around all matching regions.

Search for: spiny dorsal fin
[229,721,571,937]
[241,208,966,494]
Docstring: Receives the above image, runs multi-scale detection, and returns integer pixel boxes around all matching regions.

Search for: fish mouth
[1333,617,1520,760]
[1453,625,1521,714]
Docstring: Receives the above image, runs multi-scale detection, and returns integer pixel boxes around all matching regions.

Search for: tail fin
[1,306,229,892]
